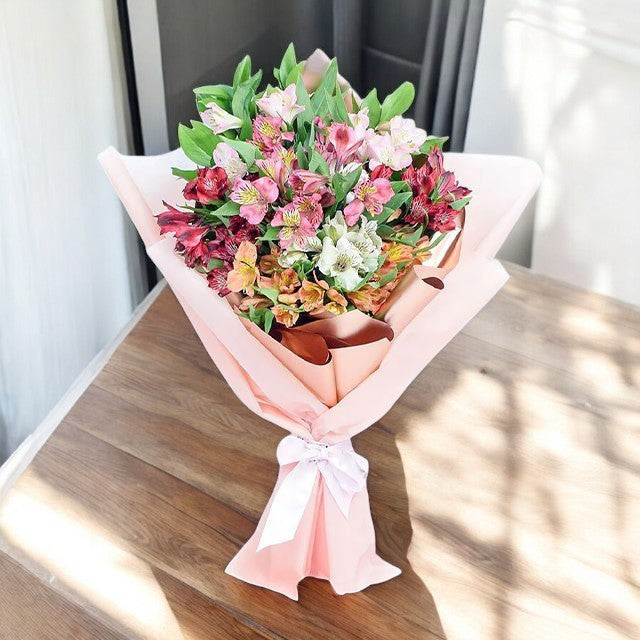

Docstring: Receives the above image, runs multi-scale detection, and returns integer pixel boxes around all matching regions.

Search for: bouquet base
[225,462,400,600]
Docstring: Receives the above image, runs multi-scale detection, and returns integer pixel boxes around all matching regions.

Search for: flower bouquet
[100,45,541,599]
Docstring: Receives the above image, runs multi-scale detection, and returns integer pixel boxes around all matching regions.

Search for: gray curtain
[155,0,484,151]
[334,0,485,150]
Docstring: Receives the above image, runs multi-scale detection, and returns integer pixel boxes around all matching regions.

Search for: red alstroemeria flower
[156,202,197,235]
[426,202,458,232]
[405,193,430,225]
[369,165,393,181]
[184,167,229,203]
[207,264,232,296]
[343,178,394,225]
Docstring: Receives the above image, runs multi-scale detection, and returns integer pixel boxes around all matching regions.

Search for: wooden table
[1,264,639,640]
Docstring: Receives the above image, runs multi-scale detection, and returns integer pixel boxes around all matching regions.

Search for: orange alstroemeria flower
[347,285,389,314]
[272,304,300,327]
[276,268,300,294]
[299,280,325,311]
[226,241,259,294]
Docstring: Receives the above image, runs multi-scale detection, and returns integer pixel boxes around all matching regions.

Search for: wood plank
[0,552,127,640]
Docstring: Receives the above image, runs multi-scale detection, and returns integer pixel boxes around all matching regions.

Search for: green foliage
[380,82,415,123]
[171,167,198,180]
[177,121,219,166]
[419,136,448,154]
[360,89,381,128]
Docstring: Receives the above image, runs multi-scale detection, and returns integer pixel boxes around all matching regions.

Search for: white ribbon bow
[257,435,369,551]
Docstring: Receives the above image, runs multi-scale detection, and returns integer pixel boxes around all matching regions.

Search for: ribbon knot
[257,435,368,551]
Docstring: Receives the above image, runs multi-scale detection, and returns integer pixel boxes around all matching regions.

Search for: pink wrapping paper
[99,143,541,599]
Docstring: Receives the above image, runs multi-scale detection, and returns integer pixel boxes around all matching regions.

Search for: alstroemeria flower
[184,166,229,203]
[207,264,232,296]
[426,202,458,232]
[294,193,323,228]
[201,102,243,133]
[367,133,412,171]
[389,116,427,154]
[256,84,305,124]
[213,143,247,183]
[156,202,197,235]
[288,169,329,195]
[316,236,363,290]
[346,219,383,272]
[299,280,326,311]
[271,202,316,249]
[369,165,393,180]
[347,284,388,314]
[256,146,296,191]
[226,240,259,294]
[405,193,431,225]
[251,115,294,153]
[349,108,370,141]
[323,288,348,315]
[272,304,300,327]
[343,177,394,224]
[229,177,279,224]
[327,122,362,166]
[275,268,300,293]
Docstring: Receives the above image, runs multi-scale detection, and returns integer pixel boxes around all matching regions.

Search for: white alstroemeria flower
[256,84,305,124]
[317,236,363,291]
[300,235,322,253]
[389,116,427,153]
[349,107,370,141]
[347,220,382,273]
[322,211,349,243]
[367,132,412,171]
[213,142,247,182]
[278,248,306,268]
[201,102,243,133]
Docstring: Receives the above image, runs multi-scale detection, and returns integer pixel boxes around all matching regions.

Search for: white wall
[0,0,146,461]
[465,0,640,306]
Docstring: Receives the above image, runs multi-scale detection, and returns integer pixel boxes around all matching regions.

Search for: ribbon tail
[257,461,318,551]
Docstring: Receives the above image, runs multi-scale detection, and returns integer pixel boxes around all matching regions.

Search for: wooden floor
[1,263,639,640]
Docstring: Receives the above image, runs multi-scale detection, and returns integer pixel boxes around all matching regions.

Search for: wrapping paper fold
[99,73,541,597]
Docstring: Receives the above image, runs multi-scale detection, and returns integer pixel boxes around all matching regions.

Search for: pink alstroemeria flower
[271,202,316,249]
[327,122,362,165]
[256,84,305,124]
[343,178,394,225]
[367,133,412,171]
[251,115,294,153]
[256,146,297,191]
[229,176,279,224]
[288,169,329,195]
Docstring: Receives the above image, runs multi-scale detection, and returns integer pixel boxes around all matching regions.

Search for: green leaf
[222,138,262,165]
[212,200,241,217]
[309,150,330,176]
[194,84,233,100]
[398,225,424,247]
[450,196,471,211]
[171,167,198,180]
[310,59,338,110]
[256,286,280,305]
[295,76,313,125]
[378,266,398,287]
[330,88,350,122]
[360,89,381,128]
[376,206,399,225]
[257,225,280,241]
[332,165,362,202]
[391,180,412,193]
[386,190,413,212]
[296,145,309,170]
[278,43,297,87]
[206,257,225,270]
[285,61,305,87]
[419,136,449,154]
[263,309,275,334]
[178,122,217,166]
[380,81,415,123]
[233,55,252,90]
